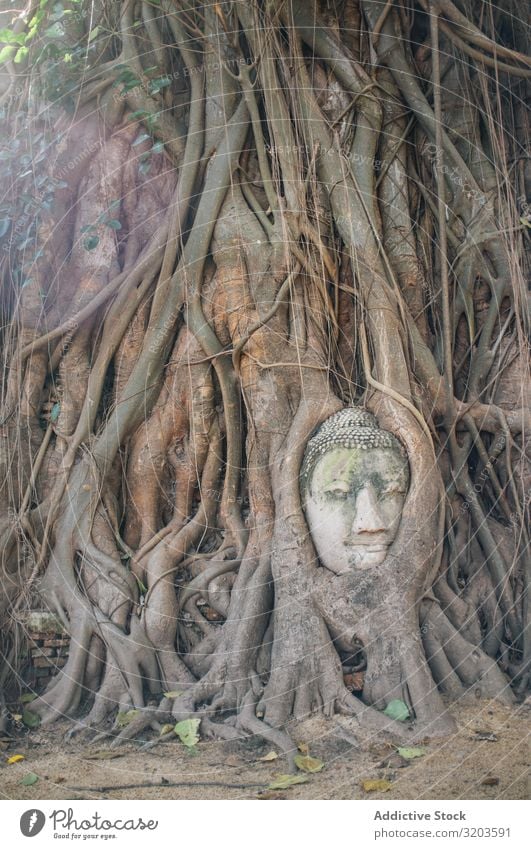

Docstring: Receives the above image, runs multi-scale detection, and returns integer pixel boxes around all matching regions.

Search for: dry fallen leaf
[294,754,324,773]
[361,778,392,792]
[267,774,309,790]
[116,709,139,727]
[297,742,310,755]
[481,776,500,786]
[258,750,278,762]
[7,754,25,764]
[397,746,426,760]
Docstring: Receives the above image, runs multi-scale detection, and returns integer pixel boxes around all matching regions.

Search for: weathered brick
[43,638,70,648]
[53,657,67,668]
[343,671,364,691]
[24,611,66,635]
[31,647,55,658]
[33,656,54,668]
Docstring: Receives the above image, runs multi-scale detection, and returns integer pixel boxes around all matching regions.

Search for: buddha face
[303,446,409,574]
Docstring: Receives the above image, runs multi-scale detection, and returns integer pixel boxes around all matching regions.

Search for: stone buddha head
[301,408,409,574]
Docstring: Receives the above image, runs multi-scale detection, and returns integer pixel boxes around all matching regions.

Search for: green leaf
[114,68,141,92]
[151,142,164,155]
[0,219,10,237]
[22,709,40,729]
[128,110,150,121]
[50,402,60,423]
[107,219,122,230]
[397,746,426,760]
[163,690,183,699]
[21,772,39,786]
[134,575,147,594]
[0,45,16,64]
[0,29,27,45]
[173,718,200,747]
[20,693,37,703]
[14,46,29,63]
[383,699,410,722]
[294,754,324,773]
[116,709,139,727]
[267,774,309,790]
[149,76,171,95]
[88,27,99,43]
[83,235,99,251]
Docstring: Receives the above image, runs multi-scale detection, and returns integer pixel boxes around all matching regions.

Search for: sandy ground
[1,699,529,801]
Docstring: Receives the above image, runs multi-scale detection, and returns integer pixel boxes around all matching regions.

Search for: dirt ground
[1,699,529,801]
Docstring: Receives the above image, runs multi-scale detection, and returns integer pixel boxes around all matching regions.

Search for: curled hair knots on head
[300,407,406,493]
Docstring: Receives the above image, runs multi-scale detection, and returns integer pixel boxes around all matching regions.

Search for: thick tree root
[421,601,515,705]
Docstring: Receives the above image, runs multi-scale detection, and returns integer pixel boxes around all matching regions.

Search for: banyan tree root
[0,0,529,760]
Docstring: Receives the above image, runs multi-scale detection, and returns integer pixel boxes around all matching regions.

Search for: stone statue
[301,408,409,574]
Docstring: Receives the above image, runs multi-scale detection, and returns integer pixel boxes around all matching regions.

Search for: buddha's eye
[381,487,405,498]
[325,488,349,500]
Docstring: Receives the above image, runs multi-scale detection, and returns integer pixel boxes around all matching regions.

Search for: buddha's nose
[350,484,386,535]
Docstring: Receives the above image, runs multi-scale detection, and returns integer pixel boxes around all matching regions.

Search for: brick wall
[19,611,70,691]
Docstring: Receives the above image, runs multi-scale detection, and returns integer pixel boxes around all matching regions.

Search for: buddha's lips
[343,541,390,550]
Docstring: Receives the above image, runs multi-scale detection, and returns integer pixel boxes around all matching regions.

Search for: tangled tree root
[0,0,528,759]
